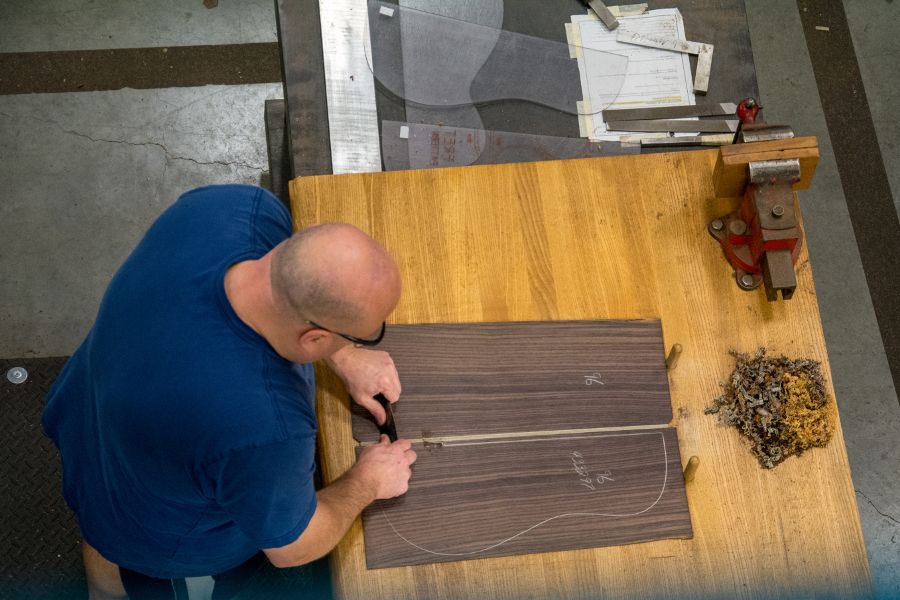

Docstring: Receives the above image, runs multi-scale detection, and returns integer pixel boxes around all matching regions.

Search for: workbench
[289,149,871,599]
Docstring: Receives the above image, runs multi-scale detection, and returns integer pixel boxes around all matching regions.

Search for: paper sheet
[570,9,695,141]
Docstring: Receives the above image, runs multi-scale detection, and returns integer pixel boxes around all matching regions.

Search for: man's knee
[82,541,127,600]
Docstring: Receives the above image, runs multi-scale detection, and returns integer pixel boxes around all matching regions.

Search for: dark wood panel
[352,320,673,442]
[361,428,691,568]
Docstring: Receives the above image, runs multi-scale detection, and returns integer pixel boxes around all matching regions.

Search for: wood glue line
[356,423,672,447]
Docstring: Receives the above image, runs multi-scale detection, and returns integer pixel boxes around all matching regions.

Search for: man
[43,185,416,599]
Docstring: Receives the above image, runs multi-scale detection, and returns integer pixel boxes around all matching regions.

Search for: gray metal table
[272,0,758,177]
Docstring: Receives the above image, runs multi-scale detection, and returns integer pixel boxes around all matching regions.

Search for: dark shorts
[119,552,265,600]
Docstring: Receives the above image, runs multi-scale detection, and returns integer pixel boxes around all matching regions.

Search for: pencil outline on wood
[379,431,669,557]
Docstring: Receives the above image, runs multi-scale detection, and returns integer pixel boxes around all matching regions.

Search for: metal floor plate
[0,357,332,599]
[0,357,83,599]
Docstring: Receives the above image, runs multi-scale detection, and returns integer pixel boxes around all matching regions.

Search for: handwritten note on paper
[571,451,615,491]
[571,9,695,141]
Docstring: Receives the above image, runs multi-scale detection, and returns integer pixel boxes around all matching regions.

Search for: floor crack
[0,111,265,172]
[856,489,900,525]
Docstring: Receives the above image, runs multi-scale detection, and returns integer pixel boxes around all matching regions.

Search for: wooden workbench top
[289,150,870,599]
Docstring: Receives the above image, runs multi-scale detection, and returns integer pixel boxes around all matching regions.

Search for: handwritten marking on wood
[572,451,614,489]
[361,430,689,567]
[583,372,605,385]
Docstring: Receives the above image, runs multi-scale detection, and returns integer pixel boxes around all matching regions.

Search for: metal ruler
[586,0,619,30]
[319,0,382,174]
[637,134,734,147]
[606,119,738,133]
[602,102,737,122]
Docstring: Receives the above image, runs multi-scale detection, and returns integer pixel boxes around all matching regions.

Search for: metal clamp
[748,159,801,186]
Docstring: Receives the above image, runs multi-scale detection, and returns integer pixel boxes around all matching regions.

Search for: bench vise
[708,100,820,301]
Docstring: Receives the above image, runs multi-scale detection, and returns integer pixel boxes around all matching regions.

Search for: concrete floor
[0,0,897,597]
[0,84,282,355]
[746,3,899,596]
[0,0,277,52]
[844,0,900,214]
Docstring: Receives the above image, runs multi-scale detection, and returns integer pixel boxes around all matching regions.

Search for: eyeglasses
[306,320,386,347]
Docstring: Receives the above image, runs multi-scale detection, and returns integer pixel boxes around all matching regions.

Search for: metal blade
[639,134,734,147]
[606,119,738,133]
[602,103,736,123]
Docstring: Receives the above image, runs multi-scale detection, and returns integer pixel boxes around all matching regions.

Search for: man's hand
[265,434,416,568]
[354,435,417,499]
[327,346,401,425]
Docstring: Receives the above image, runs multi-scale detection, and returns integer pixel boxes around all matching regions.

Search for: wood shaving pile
[705,348,835,468]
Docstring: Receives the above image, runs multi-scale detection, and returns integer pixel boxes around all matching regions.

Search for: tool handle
[374,393,398,442]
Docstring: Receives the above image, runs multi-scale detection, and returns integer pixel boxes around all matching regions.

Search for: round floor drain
[6,367,28,384]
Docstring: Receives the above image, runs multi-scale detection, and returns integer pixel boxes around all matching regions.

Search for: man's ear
[297,327,328,344]
[298,327,329,348]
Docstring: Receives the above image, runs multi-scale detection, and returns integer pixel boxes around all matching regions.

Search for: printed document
[569,9,695,141]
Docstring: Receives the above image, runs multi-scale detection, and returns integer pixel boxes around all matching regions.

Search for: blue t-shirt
[43,185,318,578]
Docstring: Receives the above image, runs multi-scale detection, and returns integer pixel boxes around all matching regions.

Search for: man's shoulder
[192,359,317,458]
[178,184,276,204]
[149,185,291,257]
[175,185,288,223]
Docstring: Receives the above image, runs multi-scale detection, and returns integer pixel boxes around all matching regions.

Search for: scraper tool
[373,393,398,442]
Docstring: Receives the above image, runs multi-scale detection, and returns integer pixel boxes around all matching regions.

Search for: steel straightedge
[602,102,737,122]
[606,119,738,133]
[277,0,332,176]
[639,134,733,147]
[587,0,619,30]
[318,0,382,174]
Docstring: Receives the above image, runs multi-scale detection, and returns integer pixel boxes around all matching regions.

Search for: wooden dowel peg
[683,455,700,483]
[666,343,683,370]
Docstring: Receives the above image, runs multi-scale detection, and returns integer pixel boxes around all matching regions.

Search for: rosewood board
[352,319,689,569]
[351,320,673,443]
[361,429,691,568]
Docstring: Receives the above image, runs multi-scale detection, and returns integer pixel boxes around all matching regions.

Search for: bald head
[270,223,401,334]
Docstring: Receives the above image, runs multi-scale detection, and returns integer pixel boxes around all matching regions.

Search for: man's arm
[326,345,401,425]
[263,435,416,568]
